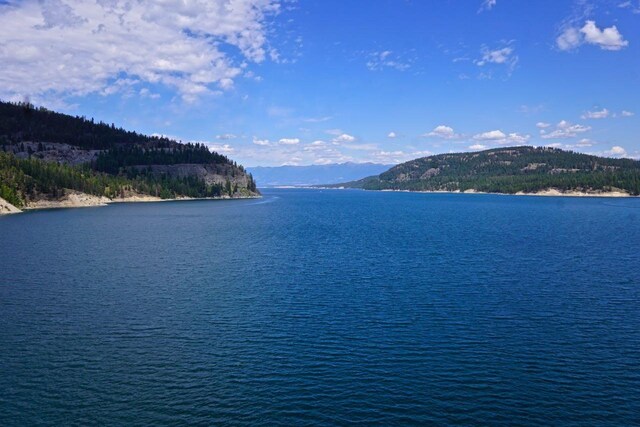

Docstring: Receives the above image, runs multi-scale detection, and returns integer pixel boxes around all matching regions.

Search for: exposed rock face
[132,163,253,188]
[5,142,102,165]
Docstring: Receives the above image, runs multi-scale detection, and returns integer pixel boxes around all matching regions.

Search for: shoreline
[1,192,261,215]
[309,187,636,198]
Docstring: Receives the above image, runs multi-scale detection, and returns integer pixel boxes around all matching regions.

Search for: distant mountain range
[330,146,640,196]
[247,162,394,187]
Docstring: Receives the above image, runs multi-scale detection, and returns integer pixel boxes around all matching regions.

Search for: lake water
[1,189,640,425]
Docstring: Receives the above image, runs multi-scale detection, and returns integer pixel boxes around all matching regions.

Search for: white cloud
[303,140,327,151]
[278,138,300,145]
[366,50,411,71]
[477,47,513,65]
[216,133,238,140]
[621,110,635,117]
[618,1,640,14]
[582,108,610,119]
[557,20,629,51]
[303,116,332,123]
[469,144,488,150]
[505,133,529,144]
[576,138,594,147]
[387,132,397,138]
[139,88,160,99]
[474,130,506,140]
[252,137,271,146]
[332,133,356,144]
[478,0,497,13]
[536,122,551,129]
[0,0,282,102]
[367,150,432,164]
[476,44,518,73]
[473,129,529,145]
[425,125,459,139]
[207,143,235,154]
[556,27,583,51]
[606,146,627,157]
[342,143,379,151]
[540,120,591,139]
[581,21,629,51]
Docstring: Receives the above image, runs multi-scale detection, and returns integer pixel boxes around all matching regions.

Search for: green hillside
[337,146,640,195]
[0,100,259,207]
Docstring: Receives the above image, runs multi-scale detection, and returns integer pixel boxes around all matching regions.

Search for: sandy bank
[0,196,22,214]
[25,191,111,210]
[109,195,163,203]
[10,190,260,213]
[359,188,635,198]
[514,188,631,197]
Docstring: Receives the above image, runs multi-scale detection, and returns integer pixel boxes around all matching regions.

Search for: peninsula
[0,101,259,213]
[329,146,640,197]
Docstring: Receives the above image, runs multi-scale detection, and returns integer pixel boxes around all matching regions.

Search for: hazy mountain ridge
[334,146,640,195]
[247,163,394,187]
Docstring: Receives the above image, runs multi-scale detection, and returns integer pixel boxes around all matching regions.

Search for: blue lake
[1,189,640,425]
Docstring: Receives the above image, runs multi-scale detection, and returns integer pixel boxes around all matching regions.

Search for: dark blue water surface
[1,189,640,425]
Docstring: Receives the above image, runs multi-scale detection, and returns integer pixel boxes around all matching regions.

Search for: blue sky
[0,0,638,166]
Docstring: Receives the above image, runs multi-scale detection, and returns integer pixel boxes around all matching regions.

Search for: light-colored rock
[0,196,22,214]
[109,195,163,203]
[8,142,102,165]
[25,191,110,210]
[515,188,631,197]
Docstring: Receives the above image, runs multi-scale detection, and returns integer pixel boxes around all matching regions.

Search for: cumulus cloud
[252,137,271,146]
[216,133,238,140]
[303,140,327,151]
[621,110,635,117]
[540,120,591,139]
[582,108,610,120]
[576,138,594,147]
[581,21,629,50]
[606,146,627,157]
[536,122,551,129]
[279,138,300,145]
[473,130,529,145]
[206,143,235,154]
[367,150,432,164]
[332,133,356,144]
[469,144,488,150]
[557,20,629,51]
[556,27,583,51]
[425,125,459,139]
[387,132,397,138]
[474,130,507,140]
[0,0,282,102]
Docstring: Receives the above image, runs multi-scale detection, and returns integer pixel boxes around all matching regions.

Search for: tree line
[353,146,640,195]
[0,152,250,208]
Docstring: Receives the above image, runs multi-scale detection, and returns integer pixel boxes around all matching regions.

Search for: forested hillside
[0,100,173,149]
[0,100,259,206]
[336,146,640,195]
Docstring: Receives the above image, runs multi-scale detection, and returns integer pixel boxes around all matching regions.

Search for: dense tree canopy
[0,152,238,207]
[340,147,640,195]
